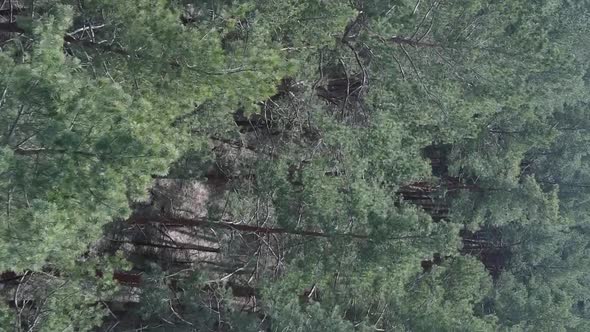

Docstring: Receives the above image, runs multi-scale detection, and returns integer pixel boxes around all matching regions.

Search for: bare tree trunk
[130,215,427,241]
[108,239,220,253]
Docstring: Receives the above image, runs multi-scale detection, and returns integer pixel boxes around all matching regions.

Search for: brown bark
[459,229,510,278]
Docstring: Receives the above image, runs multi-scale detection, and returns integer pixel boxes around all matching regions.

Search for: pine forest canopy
[0,0,590,331]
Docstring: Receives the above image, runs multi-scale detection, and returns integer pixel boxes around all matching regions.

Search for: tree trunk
[129,215,427,241]
[108,239,220,253]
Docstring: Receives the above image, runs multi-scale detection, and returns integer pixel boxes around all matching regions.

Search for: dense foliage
[1,0,590,331]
